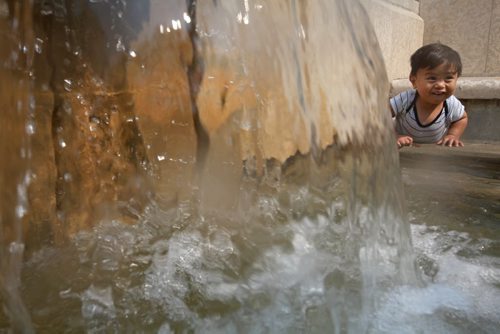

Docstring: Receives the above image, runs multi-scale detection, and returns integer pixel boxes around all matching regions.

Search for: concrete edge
[390,77,500,99]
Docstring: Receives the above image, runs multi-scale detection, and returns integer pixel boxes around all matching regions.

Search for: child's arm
[437,111,468,147]
[390,103,414,148]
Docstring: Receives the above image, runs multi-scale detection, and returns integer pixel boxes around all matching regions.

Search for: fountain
[6,0,497,332]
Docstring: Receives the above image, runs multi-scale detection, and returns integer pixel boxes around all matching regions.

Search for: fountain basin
[398,141,500,333]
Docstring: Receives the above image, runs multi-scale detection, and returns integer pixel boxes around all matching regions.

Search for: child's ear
[409,74,417,88]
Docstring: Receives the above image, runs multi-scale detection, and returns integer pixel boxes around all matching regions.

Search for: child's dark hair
[410,43,462,76]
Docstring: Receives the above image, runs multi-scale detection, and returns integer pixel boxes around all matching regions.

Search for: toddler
[390,43,468,148]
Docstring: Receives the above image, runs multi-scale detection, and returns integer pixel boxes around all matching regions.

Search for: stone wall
[420,0,500,77]
[361,0,423,81]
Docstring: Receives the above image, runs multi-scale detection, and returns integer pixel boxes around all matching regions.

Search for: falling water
[1,0,421,332]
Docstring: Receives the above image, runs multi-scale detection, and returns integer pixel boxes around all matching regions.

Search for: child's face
[409,63,459,106]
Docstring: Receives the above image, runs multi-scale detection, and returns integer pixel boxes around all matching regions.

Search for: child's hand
[397,135,413,148]
[437,134,464,147]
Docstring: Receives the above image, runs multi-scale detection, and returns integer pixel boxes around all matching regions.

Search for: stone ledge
[390,77,500,99]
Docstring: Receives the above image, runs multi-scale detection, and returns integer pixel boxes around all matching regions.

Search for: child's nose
[435,79,446,87]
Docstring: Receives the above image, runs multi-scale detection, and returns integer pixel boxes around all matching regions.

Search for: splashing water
[0,0,434,332]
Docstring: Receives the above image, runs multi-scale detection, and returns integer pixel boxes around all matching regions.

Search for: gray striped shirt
[390,89,465,143]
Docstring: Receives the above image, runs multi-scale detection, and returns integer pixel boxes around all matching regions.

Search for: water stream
[1,0,497,333]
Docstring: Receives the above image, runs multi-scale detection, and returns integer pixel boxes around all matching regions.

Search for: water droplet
[183,12,191,24]
[116,38,125,52]
[25,121,35,135]
[129,50,137,58]
[157,155,166,161]
[15,205,26,219]
[63,79,72,92]
[59,139,67,148]
[159,24,164,34]
[117,11,123,18]
[34,38,44,54]
[64,173,72,182]
[28,96,35,111]
[171,19,181,30]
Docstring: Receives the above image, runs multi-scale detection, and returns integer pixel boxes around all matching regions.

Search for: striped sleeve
[446,95,465,122]
[390,89,416,115]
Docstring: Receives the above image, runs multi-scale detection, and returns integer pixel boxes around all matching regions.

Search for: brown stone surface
[1,0,395,246]
[127,28,197,205]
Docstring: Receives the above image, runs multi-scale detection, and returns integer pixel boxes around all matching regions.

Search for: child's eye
[426,77,436,81]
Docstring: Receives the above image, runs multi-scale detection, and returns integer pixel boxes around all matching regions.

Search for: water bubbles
[64,173,73,182]
[63,79,72,92]
[25,120,35,135]
[59,139,67,148]
[90,116,100,124]
[183,12,191,24]
[416,253,439,281]
[34,38,44,54]
[171,19,181,30]
[15,205,27,219]
[129,50,137,58]
[40,1,53,16]
[236,12,249,25]
[157,155,166,162]
[8,242,25,254]
[115,38,125,52]
[81,285,117,327]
